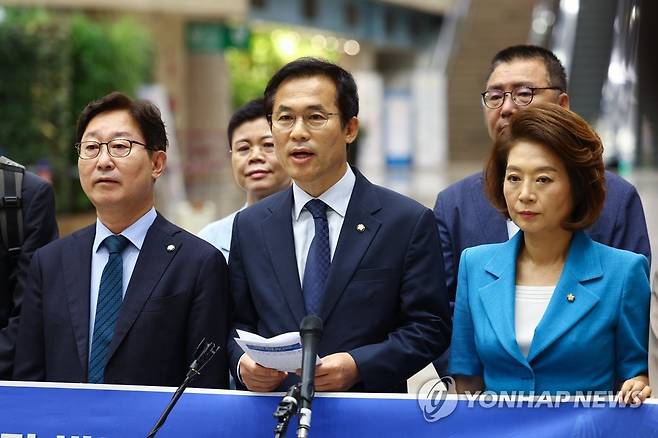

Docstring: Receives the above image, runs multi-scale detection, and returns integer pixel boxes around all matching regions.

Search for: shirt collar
[93,207,158,253]
[292,165,355,220]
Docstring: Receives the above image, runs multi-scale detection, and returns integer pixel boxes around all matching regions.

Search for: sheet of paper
[234,330,321,372]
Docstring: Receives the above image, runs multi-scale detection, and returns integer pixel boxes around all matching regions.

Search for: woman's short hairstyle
[484,103,605,231]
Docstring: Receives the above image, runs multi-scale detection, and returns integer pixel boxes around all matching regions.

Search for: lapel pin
[356,223,366,233]
[566,293,575,303]
[166,244,176,253]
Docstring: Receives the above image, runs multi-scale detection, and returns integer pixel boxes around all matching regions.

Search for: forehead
[232,118,272,144]
[273,75,338,110]
[83,109,142,139]
[486,58,550,89]
[507,140,565,169]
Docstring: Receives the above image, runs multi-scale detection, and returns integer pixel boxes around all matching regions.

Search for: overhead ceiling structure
[0,0,248,18]
[376,0,456,15]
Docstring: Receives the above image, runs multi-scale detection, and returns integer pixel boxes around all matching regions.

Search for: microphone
[273,383,300,438]
[297,315,323,438]
[146,338,219,438]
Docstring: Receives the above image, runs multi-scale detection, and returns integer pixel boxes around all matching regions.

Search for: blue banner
[0,382,657,437]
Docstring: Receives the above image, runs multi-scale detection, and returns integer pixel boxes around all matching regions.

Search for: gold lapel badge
[566,293,575,303]
[356,223,366,233]
[166,244,176,253]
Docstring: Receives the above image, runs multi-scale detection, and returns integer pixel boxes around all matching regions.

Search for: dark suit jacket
[434,170,651,303]
[13,213,229,388]
[0,171,58,378]
[228,168,451,393]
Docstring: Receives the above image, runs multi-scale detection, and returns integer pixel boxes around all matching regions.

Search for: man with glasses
[13,92,229,388]
[228,58,451,393]
[434,44,651,323]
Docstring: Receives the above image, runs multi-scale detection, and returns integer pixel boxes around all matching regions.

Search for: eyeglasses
[481,86,563,109]
[268,111,339,130]
[75,138,149,159]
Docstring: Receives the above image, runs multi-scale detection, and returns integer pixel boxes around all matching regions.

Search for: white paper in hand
[234,329,321,372]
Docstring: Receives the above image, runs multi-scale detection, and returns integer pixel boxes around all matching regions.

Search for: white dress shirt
[291,165,356,285]
[507,219,520,239]
[198,203,248,262]
[88,207,157,353]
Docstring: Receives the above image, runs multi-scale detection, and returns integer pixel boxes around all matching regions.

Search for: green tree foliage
[226,28,339,109]
[70,14,152,118]
[0,8,72,209]
[0,8,153,212]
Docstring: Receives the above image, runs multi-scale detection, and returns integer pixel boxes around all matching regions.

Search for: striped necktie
[88,234,130,384]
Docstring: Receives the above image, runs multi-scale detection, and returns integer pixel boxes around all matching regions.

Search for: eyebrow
[506,165,558,172]
[234,135,273,145]
[83,130,135,140]
[485,82,539,90]
[275,104,327,112]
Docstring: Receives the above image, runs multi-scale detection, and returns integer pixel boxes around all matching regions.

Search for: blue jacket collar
[478,231,603,367]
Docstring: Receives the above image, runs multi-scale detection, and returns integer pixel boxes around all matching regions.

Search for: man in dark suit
[434,45,651,304]
[13,92,228,388]
[228,58,451,393]
[0,162,58,378]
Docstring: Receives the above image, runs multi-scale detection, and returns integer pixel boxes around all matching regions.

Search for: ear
[151,150,167,181]
[558,92,570,109]
[344,116,359,144]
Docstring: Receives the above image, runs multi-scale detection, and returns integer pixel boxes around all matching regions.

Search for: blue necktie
[302,199,331,315]
[88,235,130,384]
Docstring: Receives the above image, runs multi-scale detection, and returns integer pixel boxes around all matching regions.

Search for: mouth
[289,148,315,163]
[94,178,119,186]
[246,169,271,180]
[518,211,539,219]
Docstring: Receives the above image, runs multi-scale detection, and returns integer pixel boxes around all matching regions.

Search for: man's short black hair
[489,45,568,92]
[227,98,267,149]
[76,91,168,152]
[264,57,359,127]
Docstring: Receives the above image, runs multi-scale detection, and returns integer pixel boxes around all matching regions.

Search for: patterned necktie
[302,199,331,315]
[88,235,130,384]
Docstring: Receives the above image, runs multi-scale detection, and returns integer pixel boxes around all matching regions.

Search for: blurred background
[0,0,656,275]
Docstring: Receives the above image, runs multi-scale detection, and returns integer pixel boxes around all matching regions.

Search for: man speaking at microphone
[228,58,451,393]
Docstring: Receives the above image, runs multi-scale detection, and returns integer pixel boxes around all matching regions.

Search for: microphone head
[300,314,323,336]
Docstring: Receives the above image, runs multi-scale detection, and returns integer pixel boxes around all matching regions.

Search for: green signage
[186,23,251,53]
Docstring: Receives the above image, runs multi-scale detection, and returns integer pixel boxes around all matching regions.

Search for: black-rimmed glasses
[481,86,564,109]
[75,139,149,159]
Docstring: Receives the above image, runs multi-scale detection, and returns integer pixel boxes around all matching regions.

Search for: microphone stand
[146,339,219,438]
[273,383,300,438]
[297,315,322,438]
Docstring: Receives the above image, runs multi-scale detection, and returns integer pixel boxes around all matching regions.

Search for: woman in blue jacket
[449,103,651,403]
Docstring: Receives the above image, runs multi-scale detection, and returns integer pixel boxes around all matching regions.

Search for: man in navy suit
[228,58,451,393]
[434,45,651,304]
[13,92,229,388]
[0,163,58,378]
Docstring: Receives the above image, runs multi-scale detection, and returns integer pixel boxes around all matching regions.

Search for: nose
[248,145,266,163]
[289,116,310,142]
[518,180,535,203]
[500,92,518,118]
[95,144,116,169]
